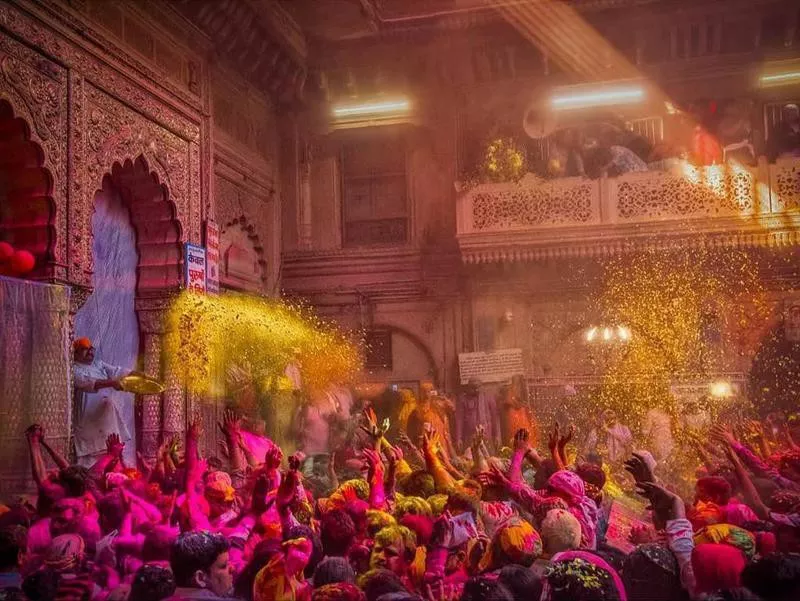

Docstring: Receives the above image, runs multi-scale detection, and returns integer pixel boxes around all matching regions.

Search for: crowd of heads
[0,399,799,601]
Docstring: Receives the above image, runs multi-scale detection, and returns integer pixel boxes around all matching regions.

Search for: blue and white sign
[184,243,207,293]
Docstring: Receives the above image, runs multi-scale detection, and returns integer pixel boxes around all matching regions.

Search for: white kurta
[72,359,132,465]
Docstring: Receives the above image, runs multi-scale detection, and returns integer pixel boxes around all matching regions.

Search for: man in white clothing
[72,337,140,465]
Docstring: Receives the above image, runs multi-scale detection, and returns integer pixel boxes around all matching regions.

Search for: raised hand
[288,451,305,472]
[25,424,43,444]
[219,409,241,438]
[513,428,530,453]
[265,444,283,471]
[422,428,442,457]
[276,467,298,511]
[362,448,384,473]
[360,406,388,441]
[624,452,656,485]
[548,422,561,452]
[636,481,685,526]
[710,423,736,447]
[746,419,765,440]
[560,423,575,448]
[386,445,404,465]
[106,433,124,457]
[187,421,202,441]
[476,464,511,490]
[473,425,486,446]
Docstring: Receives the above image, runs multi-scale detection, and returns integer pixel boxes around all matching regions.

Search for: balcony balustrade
[456,158,800,263]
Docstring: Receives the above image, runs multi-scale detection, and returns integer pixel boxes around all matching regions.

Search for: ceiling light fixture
[551,86,644,110]
[332,99,411,119]
[759,71,800,87]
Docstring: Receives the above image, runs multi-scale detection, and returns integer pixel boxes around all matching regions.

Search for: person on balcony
[768,103,800,161]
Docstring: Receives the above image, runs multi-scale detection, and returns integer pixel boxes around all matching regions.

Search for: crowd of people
[526,100,800,182]
[0,384,799,601]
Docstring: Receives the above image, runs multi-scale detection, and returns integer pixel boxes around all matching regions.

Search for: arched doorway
[73,156,182,464]
[0,99,55,276]
[0,100,68,488]
[220,218,266,292]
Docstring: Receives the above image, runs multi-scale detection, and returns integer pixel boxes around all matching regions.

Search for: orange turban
[73,337,91,351]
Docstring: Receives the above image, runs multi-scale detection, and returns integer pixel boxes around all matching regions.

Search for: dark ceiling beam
[171,0,308,105]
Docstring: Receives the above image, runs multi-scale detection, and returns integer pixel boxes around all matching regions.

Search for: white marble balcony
[456,158,800,263]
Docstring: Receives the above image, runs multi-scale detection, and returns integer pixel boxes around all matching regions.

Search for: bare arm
[219,409,245,475]
[422,429,456,493]
[508,429,530,483]
[90,433,124,478]
[25,425,48,487]
[40,428,69,470]
[722,440,769,519]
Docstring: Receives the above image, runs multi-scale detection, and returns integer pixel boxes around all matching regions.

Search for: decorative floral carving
[0,32,68,268]
[215,174,272,289]
[771,162,800,212]
[470,179,596,232]
[0,3,202,139]
[615,166,755,220]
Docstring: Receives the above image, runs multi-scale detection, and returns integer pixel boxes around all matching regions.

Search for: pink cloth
[240,431,275,463]
[722,501,759,526]
[691,543,746,594]
[547,471,598,549]
[543,550,627,601]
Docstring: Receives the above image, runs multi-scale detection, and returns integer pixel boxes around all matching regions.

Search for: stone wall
[0,0,286,472]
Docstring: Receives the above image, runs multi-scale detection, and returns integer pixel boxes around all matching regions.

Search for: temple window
[341,131,408,247]
[364,329,393,370]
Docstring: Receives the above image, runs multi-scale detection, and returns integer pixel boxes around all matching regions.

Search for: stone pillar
[67,285,92,462]
[298,137,313,250]
[137,299,186,457]
[138,307,165,458]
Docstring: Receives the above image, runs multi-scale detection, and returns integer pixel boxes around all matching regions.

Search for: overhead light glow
[759,71,800,86]
[551,86,644,110]
[709,381,733,399]
[332,99,411,119]
[586,327,597,342]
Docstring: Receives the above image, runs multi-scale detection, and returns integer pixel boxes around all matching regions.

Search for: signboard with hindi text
[458,348,524,384]
[205,220,220,294]
[184,243,207,293]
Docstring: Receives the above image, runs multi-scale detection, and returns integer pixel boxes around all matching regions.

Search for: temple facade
[0,0,799,491]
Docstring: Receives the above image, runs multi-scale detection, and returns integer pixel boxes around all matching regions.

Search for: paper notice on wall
[184,243,207,293]
[458,349,524,384]
[604,498,650,554]
[205,220,220,294]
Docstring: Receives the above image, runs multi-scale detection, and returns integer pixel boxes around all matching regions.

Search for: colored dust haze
[592,247,771,421]
[163,292,362,407]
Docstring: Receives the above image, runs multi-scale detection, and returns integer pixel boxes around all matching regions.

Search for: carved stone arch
[370,322,440,385]
[90,155,183,296]
[219,215,268,291]
[0,98,56,277]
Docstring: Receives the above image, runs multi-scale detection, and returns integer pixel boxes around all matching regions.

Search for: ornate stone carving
[0,31,68,269]
[615,166,756,220]
[771,161,800,212]
[470,178,596,232]
[215,174,273,289]
[0,3,201,140]
[70,82,200,284]
[140,330,163,458]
